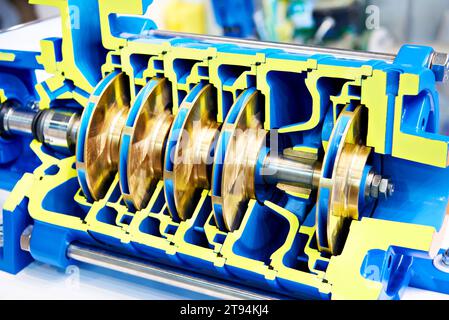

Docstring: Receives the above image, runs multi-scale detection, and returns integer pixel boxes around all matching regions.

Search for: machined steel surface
[262,155,319,189]
[0,102,80,152]
[35,108,80,152]
[1,105,36,137]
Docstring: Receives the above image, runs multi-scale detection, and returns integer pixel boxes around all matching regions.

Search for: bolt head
[431,52,449,83]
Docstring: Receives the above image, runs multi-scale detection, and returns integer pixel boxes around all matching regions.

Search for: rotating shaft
[0,101,80,153]
[261,155,321,190]
[261,154,393,200]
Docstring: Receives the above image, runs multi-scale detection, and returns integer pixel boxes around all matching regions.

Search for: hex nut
[370,175,382,199]
[379,178,391,199]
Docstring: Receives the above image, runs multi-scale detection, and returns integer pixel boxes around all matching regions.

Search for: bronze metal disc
[81,72,130,201]
[317,106,372,255]
[220,90,267,231]
[124,78,173,210]
[172,83,220,221]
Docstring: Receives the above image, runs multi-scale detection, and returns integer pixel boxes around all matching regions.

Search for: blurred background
[2,0,449,52]
[1,0,449,131]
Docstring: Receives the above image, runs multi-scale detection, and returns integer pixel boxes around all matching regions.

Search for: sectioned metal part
[148,30,449,83]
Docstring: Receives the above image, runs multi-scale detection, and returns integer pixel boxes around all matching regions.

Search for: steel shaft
[20,226,279,300]
[262,155,320,189]
[261,154,394,200]
[1,106,36,136]
[0,103,80,153]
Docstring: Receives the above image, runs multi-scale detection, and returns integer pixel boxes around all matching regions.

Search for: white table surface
[0,15,448,300]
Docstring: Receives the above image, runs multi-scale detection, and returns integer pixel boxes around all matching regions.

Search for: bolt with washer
[366,172,395,200]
